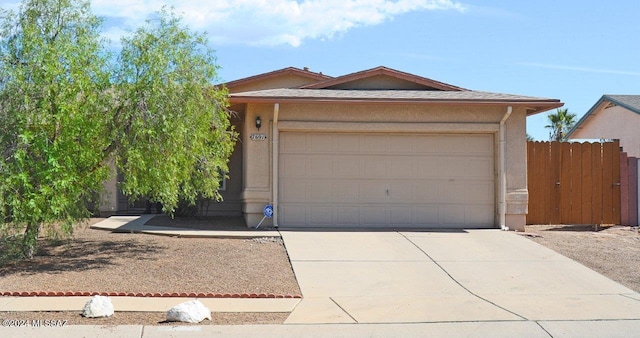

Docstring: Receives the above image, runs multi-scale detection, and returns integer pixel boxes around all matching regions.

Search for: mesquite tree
[0,0,235,259]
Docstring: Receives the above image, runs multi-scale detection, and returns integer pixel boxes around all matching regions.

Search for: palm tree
[545,108,577,141]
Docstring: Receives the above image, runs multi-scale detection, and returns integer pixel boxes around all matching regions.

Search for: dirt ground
[524,224,640,292]
[1,218,639,326]
[0,217,300,325]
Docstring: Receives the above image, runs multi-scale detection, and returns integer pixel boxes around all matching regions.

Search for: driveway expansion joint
[330,297,359,323]
[398,232,529,321]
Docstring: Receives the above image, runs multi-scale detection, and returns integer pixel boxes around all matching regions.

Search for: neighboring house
[101,66,563,231]
[567,95,640,157]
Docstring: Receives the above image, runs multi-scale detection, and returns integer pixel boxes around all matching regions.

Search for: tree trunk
[22,223,40,259]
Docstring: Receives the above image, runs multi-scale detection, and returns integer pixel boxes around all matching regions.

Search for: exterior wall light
[255,116,261,131]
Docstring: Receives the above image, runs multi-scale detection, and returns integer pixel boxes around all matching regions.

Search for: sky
[4,0,640,140]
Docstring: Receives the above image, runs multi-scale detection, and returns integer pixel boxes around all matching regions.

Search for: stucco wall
[241,102,530,230]
[571,106,640,157]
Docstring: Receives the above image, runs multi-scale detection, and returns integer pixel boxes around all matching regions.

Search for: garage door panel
[335,134,361,152]
[387,135,414,153]
[416,206,440,225]
[281,156,307,178]
[416,159,439,178]
[361,206,387,225]
[441,181,468,203]
[360,182,387,203]
[442,206,466,225]
[309,206,333,225]
[465,205,495,225]
[415,181,441,202]
[361,135,386,153]
[465,158,494,177]
[336,207,360,225]
[308,156,334,178]
[388,181,414,202]
[389,157,414,177]
[279,132,495,228]
[281,133,307,152]
[466,183,494,203]
[308,134,334,153]
[280,205,307,224]
[362,157,386,178]
[390,206,414,224]
[336,181,360,202]
[440,157,468,177]
[415,135,441,153]
[466,135,494,154]
[280,179,307,202]
[334,156,360,177]
[308,181,333,202]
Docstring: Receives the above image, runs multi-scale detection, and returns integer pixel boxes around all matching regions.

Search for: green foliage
[0,2,235,260]
[114,9,236,213]
[545,108,577,141]
[0,0,112,258]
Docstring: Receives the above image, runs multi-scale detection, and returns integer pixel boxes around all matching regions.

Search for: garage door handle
[386,189,389,195]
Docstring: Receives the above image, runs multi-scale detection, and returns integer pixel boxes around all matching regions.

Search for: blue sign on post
[263,204,274,218]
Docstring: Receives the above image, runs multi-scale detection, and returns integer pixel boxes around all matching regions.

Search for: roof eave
[229,96,563,112]
[221,67,332,89]
[566,95,608,138]
[301,66,467,91]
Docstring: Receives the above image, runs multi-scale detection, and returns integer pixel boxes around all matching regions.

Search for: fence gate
[527,141,621,225]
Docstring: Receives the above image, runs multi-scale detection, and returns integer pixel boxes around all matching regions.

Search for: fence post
[629,157,638,226]
[620,152,629,225]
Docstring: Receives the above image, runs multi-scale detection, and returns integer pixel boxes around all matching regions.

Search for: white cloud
[3,0,466,46]
[93,0,467,47]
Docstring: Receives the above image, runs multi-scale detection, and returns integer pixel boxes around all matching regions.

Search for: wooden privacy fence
[527,140,621,225]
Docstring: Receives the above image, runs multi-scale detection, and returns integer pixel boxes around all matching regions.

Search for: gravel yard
[0,219,299,296]
[524,224,640,292]
[0,217,300,325]
[1,218,639,326]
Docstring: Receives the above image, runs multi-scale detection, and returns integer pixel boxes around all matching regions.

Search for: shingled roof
[228,66,563,115]
[567,94,640,137]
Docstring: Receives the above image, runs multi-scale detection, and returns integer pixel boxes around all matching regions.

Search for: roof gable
[567,94,640,137]
[223,67,331,93]
[301,66,466,91]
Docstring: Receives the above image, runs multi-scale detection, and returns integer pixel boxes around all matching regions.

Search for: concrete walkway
[280,229,640,332]
[90,215,279,238]
[5,320,640,337]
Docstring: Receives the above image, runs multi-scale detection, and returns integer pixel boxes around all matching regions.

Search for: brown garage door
[279,132,495,228]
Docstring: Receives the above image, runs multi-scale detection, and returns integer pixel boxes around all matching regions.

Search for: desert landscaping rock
[82,295,114,318]
[166,300,212,323]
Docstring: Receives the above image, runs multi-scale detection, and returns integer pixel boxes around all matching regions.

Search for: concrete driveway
[280,229,640,327]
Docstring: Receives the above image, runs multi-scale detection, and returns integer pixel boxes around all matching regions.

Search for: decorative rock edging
[0,291,302,298]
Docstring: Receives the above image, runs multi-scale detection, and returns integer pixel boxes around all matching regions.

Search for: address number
[250,133,267,141]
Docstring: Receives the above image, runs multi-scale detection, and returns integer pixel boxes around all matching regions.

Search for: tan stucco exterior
[570,105,640,157]
[240,102,531,230]
[99,66,561,232]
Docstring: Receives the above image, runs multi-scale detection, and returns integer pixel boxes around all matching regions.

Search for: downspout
[499,106,513,230]
[272,103,279,228]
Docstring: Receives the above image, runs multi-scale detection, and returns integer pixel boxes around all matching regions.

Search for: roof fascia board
[605,95,640,115]
[300,66,466,91]
[566,95,610,137]
[229,96,562,113]
[222,67,332,89]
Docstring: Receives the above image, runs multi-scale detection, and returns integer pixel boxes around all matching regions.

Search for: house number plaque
[250,133,267,141]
